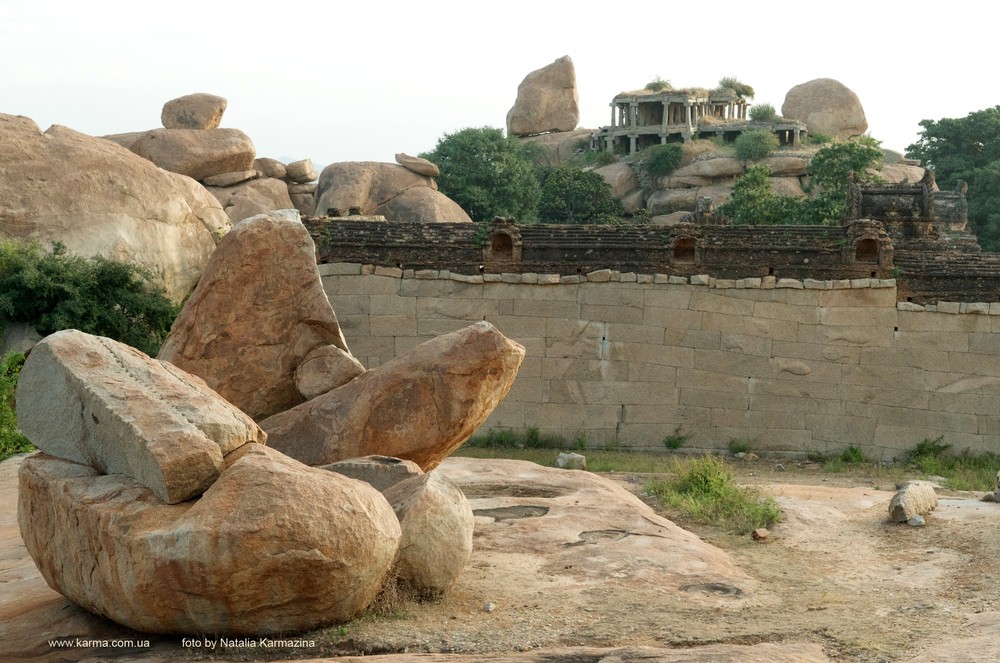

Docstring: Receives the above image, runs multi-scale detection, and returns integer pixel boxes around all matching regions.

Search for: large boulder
[125,127,256,181]
[17,330,266,504]
[781,78,868,141]
[383,471,474,597]
[0,114,230,302]
[160,93,227,130]
[395,152,440,177]
[520,128,594,167]
[595,161,639,198]
[506,55,580,137]
[18,444,401,635]
[261,321,525,470]
[314,161,470,222]
[206,177,295,224]
[158,211,352,420]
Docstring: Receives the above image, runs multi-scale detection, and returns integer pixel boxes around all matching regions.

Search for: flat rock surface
[5,456,1000,662]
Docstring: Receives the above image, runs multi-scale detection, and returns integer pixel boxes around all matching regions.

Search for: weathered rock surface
[17,330,265,504]
[556,452,587,470]
[17,444,401,635]
[261,321,525,469]
[520,128,594,167]
[253,156,287,179]
[881,163,927,184]
[159,212,350,420]
[322,455,423,492]
[314,161,470,222]
[160,93,227,130]
[295,343,366,400]
[781,78,868,141]
[395,152,440,177]
[126,127,256,181]
[647,187,699,215]
[0,114,230,302]
[384,472,474,596]
[207,177,295,224]
[595,161,639,198]
[202,169,258,187]
[889,480,938,522]
[506,55,579,137]
[0,321,41,355]
[286,158,317,183]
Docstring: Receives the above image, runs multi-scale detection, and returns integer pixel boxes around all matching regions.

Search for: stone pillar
[611,105,616,129]
[685,103,692,132]
[793,130,801,147]
[629,135,637,155]
[629,103,637,128]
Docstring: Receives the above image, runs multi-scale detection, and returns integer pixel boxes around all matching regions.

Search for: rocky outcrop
[314,161,470,222]
[294,343,366,401]
[160,93,227,130]
[506,55,579,137]
[0,114,230,302]
[18,445,401,635]
[384,471,474,597]
[125,128,256,181]
[781,78,868,141]
[261,322,525,469]
[286,158,318,183]
[17,330,265,504]
[207,177,295,224]
[322,455,423,492]
[159,211,352,420]
[254,157,287,179]
[520,128,594,167]
[595,161,639,198]
[395,153,440,177]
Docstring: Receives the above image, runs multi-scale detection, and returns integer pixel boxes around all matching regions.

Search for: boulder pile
[16,211,524,635]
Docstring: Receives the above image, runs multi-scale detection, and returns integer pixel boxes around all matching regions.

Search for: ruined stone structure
[593,87,807,155]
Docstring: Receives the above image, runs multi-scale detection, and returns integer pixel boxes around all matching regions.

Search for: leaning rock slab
[262,321,524,469]
[295,343,366,400]
[371,185,472,223]
[322,455,423,493]
[159,212,351,420]
[17,445,401,635]
[506,55,580,137]
[160,93,227,130]
[17,330,265,504]
[384,471,474,597]
[395,152,440,177]
[889,480,938,522]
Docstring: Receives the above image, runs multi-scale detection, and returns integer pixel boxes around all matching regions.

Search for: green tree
[906,106,1000,250]
[717,165,800,225]
[749,103,777,123]
[642,144,684,178]
[0,240,178,355]
[0,351,32,461]
[538,167,624,224]
[419,126,540,222]
[798,135,883,224]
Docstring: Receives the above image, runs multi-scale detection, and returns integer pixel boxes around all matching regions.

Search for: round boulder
[160,93,228,130]
[781,78,868,141]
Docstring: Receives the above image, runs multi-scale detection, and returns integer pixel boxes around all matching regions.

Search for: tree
[906,106,1000,250]
[0,240,178,355]
[643,144,684,178]
[799,135,883,224]
[717,165,800,225]
[538,167,624,224]
[734,129,779,162]
[419,127,540,223]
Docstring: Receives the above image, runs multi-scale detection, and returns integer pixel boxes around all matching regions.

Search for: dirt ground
[313,460,1000,663]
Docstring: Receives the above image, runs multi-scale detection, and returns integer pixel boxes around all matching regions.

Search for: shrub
[717,165,802,226]
[663,426,688,450]
[717,76,755,99]
[727,437,754,455]
[645,455,781,534]
[643,143,684,178]
[645,76,672,92]
[0,240,179,355]
[750,103,777,123]
[839,445,869,464]
[0,352,33,462]
[734,129,779,162]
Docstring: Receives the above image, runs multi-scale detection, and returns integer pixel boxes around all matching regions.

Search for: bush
[0,240,179,355]
[839,445,869,464]
[538,167,624,224]
[750,103,777,123]
[643,144,684,178]
[717,165,802,226]
[663,426,688,450]
[734,129,779,162]
[645,455,781,534]
[0,352,33,462]
[645,76,672,92]
[717,76,755,99]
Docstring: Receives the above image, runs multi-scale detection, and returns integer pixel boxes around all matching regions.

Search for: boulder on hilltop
[781,78,868,141]
[506,55,580,137]
[160,92,228,130]
[0,114,230,302]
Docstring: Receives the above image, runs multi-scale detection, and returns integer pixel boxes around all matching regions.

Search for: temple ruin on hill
[593,87,808,155]
[305,173,1000,305]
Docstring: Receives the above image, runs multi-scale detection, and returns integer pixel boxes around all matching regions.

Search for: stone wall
[320,263,1000,461]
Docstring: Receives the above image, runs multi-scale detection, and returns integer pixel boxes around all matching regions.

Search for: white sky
[2,1,995,168]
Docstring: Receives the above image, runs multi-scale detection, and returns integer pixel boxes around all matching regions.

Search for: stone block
[803,279,830,289]
[850,278,873,288]
[720,333,772,358]
[714,279,737,289]
[937,301,961,314]
[450,273,484,284]
[361,264,376,275]
[643,288,693,310]
[690,291,755,316]
[628,363,677,384]
[483,282,579,302]
[483,274,501,282]
[620,272,637,282]
[370,294,415,316]
[606,322,666,345]
[896,302,925,312]
[927,392,997,416]
[538,274,561,285]
[948,352,1000,378]
[501,273,521,284]
[667,275,688,284]
[373,265,404,278]
[560,275,583,284]
[668,329,722,350]
[418,297,496,320]
[653,274,671,284]
[690,274,710,286]
[417,318,475,336]
[805,414,876,446]
[710,409,805,431]
[832,279,852,289]
[858,346,949,371]
[587,269,613,282]
[370,314,417,337]
[327,294,370,316]
[677,367,749,393]
[323,273,400,296]
[578,284,644,307]
[607,342,695,368]
[621,403,710,425]
[483,315,547,338]
[838,385,929,410]
[580,304,644,324]
[317,262,362,276]
[643,307,703,329]
[969,333,1000,356]
[818,288,897,308]
[894,331,969,352]
[679,387,750,410]
[753,301,820,324]
[521,273,539,284]
[694,348,773,379]
[963,303,990,315]
[540,358,630,381]
[513,299,579,318]
[701,312,799,341]
[841,364,928,390]
[547,379,676,406]
[771,340,858,364]
[637,274,654,284]
[776,279,804,289]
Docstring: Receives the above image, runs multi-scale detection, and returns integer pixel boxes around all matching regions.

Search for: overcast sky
[2,1,994,169]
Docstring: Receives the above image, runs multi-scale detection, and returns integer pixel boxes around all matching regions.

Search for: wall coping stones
[326,263,1000,314]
